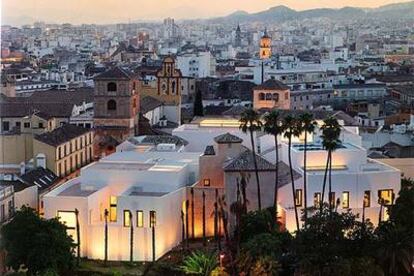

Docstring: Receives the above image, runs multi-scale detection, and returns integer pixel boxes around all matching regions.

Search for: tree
[294,205,378,275]
[320,116,341,213]
[180,250,218,276]
[282,115,301,231]
[1,206,75,275]
[263,110,285,224]
[239,108,263,210]
[389,178,414,232]
[129,211,134,262]
[298,112,317,224]
[202,190,206,246]
[104,208,109,266]
[193,89,204,116]
[375,222,414,276]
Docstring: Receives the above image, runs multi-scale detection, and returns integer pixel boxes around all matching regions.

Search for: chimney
[36,153,46,169]
[20,162,26,175]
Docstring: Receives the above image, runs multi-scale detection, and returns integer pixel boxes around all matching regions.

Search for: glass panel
[110,206,117,222]
[57,211,76,228]
[150,211,156,227]
[123,210,131,227]
[137,210,144,227]
[342,192,349,208]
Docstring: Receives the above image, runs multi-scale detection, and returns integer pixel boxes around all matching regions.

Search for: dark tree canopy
[193,89,204,117]
[1,206,75,275]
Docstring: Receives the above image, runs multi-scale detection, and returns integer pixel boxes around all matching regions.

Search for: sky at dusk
[2,0,413,25]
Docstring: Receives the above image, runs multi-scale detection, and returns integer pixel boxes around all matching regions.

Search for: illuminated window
[149,210,156,227]
[329,192,336,208]
[136,210,144,228]
[363,191,371,207]
[314,192,321,208]
[295,189,302,207]
[57,211,76,238]
[342,192,349,209]
[109,196,117,222]
[378,189,394,206]
[123,210,131,227]
[203,179,210,187]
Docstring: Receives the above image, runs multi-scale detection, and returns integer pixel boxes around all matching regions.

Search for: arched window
[107,82,117,92]
[265,93,272,100]
[259,93,265,100]
[273,93,279,102]
[107,100,117,111]
[171,81,176,94]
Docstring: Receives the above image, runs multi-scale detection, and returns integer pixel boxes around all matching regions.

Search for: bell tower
[259,28,271,59]
[93,66,140,155]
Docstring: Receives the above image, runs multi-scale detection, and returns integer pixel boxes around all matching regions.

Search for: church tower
[235,24,242,47]
[156,56,182,105]
[259,28,271,59]
[93,67,140,155]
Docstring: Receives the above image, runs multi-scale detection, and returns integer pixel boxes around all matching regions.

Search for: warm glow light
[306,165,347,171]
[199,119,240,128]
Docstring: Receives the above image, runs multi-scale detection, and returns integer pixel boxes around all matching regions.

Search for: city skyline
[2,0,414,25]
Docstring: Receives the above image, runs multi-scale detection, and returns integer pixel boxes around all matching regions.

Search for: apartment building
[33,124,94,177]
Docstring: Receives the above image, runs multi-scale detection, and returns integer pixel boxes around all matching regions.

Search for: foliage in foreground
[1,206,75,275]
[180,250,218,276]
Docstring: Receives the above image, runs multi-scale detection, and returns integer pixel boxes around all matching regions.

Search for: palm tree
[191,188,195,239]
[74,208,80,266]
[202,190,206,246]
[298,112,317,224]
[239,108,263,210]
[320,116,341,214]
[263,110,285,224]
[283,115,301,231]
[129,211,134,262]
[104,209,109,266]
[238,172,250,214]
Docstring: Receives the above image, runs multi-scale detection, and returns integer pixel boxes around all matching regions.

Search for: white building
[43,141,202,261]
[43,116,402,260]
[177,52,216,78]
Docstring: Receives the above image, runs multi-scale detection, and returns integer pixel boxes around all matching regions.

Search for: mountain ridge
[210,1,414,23]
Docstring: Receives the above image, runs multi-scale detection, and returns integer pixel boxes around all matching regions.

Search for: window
[265,93,272,100]
[272,93,279,102]
[295,189,303,207]
[16,122,21,129]
[109,196,117,222]
[363,191,371,207]
[136,210,144,227]
[57,210,76,238]
[285,92,289,100]
[107,100,117,111]
[38,122,44,128]
[378,189,394,205]
[329,192,336,208]
[171,81,176,94]
[123,210,131,227]
[2,121,10,131]
[149,210,156,227]
[342,192,349,209]
[203,179,210,187]
[259,93,265,100]
[314,193,321,208]
[107,82,117,92]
